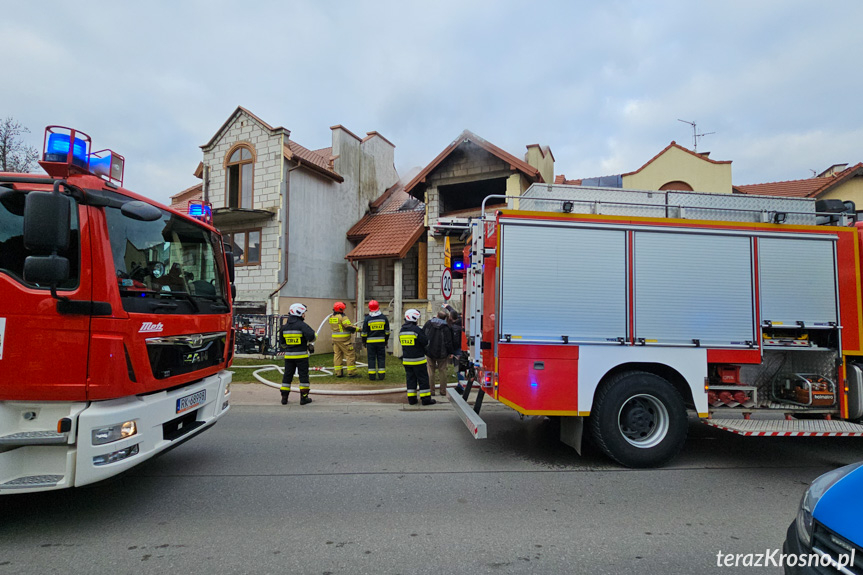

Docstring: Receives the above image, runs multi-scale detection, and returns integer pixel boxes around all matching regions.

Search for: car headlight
[796,462,863,547]
[91,420,138,445]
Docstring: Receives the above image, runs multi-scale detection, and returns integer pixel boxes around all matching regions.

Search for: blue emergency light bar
[44,132,89,168]
[188,201,213,224]
[453,260,465,271]
[89,149,125,185]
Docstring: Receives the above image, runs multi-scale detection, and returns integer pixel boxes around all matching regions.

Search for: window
[226,146,254,209]
[377,259,394,286]
[224,229,261,266]
[0,191,80,289]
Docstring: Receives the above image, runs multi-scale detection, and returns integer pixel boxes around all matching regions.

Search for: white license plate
[176,390,206,414]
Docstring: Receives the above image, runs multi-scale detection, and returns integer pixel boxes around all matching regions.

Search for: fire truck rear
[0,127,235,493]
[449,185,863,467]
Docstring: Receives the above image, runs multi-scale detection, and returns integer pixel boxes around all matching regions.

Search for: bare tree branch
[0,117,41,173]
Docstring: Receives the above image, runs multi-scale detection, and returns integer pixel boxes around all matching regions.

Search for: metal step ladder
[0,475,65,490]
[447,377,487,439]
[704,418,863,437]
[0,431,68,446]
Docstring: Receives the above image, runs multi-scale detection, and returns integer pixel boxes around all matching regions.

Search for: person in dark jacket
[279,303,317,405]
[360,300,390,381]
[423,310,454,397]
[400,309,435,406]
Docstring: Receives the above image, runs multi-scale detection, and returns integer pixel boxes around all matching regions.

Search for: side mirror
[223,241,236,283]
[24,254,70,285]
[24,191,70,253]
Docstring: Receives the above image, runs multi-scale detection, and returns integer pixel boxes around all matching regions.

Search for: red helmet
[333,302,346,313]
[368,300,379,312]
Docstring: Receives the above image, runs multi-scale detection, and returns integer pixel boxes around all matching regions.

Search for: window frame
[377,258,395,286]
[225,144,255,209]
[224,228,263,267]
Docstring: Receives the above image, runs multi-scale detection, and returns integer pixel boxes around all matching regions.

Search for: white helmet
[405,308,421,323]
[289,303,307,317]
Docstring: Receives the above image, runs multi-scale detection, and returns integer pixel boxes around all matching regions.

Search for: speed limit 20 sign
[441,267,453,301]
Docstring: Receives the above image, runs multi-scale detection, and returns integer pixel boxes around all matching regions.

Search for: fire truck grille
[145,332,227,380]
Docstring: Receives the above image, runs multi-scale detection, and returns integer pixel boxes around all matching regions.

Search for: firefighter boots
[408,397,418,405]
[421,397,437,406]
[377,373,385,381]
[300,393,313,405]
[336,372,345,378]
[368,374,376,381]
[280,391,289,405]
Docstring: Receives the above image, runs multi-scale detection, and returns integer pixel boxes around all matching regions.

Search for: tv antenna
[677,119,715,152]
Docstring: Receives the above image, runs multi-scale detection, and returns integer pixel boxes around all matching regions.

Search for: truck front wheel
[590,371,687,468]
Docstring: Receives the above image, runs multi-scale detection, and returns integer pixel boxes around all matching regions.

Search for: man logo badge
[139,322,164,333]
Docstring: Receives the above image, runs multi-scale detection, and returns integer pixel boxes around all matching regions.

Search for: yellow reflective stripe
[332,333,351,339]
[280,386,290,391]
[419,390,431,397]
[299,386,310,391]
[367,338,385,343]
[407,391,417,397]
[283,353,309,359]
[402,358,427,365]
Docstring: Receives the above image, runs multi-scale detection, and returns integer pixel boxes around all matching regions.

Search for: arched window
[226,146,254,209]
[659,180,694,191]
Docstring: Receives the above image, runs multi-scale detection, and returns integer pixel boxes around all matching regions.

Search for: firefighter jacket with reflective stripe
[399,322,428,365]
[329,312,356,339]
[361,312,390,344]
[280,316,316,359]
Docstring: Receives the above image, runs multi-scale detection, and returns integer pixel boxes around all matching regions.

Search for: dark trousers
[404,362,430,403]
[282,357,310,395]
[366,342,387,380]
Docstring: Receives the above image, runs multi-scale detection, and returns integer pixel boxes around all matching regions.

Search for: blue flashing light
[188,201,213,224]
[453,260,465,271]
[531,381,538,388]
[45,133,89,168]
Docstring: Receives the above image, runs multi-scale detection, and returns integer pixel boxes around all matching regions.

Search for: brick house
[403,130,553,313]
[176,106,399,352]
[734,163,863,206]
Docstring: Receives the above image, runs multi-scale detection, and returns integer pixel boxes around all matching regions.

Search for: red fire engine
[0,127,235,493]
[449,185,863,467]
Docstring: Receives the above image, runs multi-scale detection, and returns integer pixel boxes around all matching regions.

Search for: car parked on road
[784,462,863,573]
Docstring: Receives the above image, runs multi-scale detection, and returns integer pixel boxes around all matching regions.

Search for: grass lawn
[229,352,457,385]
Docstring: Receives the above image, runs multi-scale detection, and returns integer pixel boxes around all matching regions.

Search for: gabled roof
[169,183,203,213]
[346,183,425,261]
[622,141,731,177]
[201,106,290,151]
[735,163,863,198]
[404,130,543,196]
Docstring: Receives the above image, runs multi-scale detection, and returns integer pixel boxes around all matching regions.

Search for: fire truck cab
[0,127,235,493]
[449,184,863,467]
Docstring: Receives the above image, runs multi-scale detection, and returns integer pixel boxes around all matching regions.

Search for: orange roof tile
[404,130,543,197]
[735,163,863,198]
[170,182,203,201]
[554,175,582,185]
[284,141,343,182]
[346,210,425,261]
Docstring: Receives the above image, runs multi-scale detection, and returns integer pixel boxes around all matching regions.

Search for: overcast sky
[4,0,862,205]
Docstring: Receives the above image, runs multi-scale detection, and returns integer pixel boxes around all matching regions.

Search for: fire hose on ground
[236,313,460,395]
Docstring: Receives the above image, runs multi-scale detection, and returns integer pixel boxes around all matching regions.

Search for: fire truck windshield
[105,201,228,315]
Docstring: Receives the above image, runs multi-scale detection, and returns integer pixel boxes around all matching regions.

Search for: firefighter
[400,309,436,406]
[329,301,357,377]
[280,303,317,405]
[360,300,390,381]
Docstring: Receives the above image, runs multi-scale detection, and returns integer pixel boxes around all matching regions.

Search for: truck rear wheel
[590,370,687,468]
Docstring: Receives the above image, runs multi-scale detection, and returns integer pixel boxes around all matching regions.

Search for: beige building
[556,141,733,194]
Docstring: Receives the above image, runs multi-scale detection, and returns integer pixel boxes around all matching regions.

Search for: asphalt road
[2,397,863,575]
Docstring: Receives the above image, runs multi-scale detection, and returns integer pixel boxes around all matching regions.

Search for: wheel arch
[596,362,695,410]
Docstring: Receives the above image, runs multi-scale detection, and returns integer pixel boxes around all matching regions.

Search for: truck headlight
[91,420,138,445]
[796,462,863,547]
[224,382,231,396]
